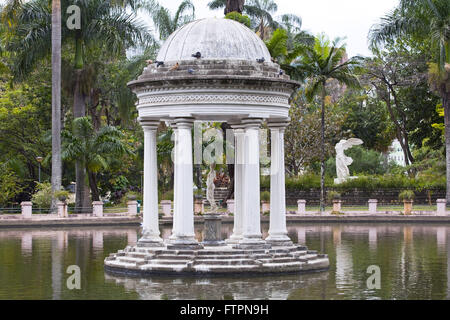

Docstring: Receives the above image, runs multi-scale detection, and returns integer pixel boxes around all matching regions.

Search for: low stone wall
[281,188,446,206]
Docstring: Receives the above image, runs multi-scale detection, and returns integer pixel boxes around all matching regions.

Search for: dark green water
[0,223,449,300]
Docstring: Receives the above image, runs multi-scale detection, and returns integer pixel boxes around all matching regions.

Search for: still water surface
[0,223,449,300]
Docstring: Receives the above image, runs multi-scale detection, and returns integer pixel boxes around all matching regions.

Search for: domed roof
[156,18,272,62]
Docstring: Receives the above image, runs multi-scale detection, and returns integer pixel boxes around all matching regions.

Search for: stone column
[266,121,292,246]
[139,120,163,247]
[227,125,245,243]
[169,118,202,249]
[237,119,266,248]
[21,202,32,219]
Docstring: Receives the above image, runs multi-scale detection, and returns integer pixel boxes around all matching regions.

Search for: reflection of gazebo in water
[105,18,329,275]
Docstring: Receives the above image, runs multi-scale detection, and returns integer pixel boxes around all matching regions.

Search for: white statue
[334,138,363,184]
[206,163,218,212]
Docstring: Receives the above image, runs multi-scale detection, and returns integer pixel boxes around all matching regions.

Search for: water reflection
[0,224,449,299]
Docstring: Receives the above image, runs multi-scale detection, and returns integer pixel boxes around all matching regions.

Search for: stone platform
[104,244,329,276]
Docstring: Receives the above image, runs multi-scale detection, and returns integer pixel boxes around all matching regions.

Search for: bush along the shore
[261,173,445,192]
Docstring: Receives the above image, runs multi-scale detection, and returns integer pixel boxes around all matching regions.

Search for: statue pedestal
[334,176,357,184]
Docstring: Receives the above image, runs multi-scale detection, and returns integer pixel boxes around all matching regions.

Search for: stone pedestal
[161,200,172,217]
[57,201,68,218]
[368,199,378,214]
[21,202,32,219]
[226,199,235,214]
[437,199,447,216]
[403,200,413,215]
[202,213,225,246]
[332,200,342,213]
[92,201,103,217]
[297,200,306,215]
[261,201,270,214]
[127,201,138,216]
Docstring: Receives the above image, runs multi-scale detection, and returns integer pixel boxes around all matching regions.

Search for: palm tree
[6,0,151,210]
[148,0,195,40]
[245,0,277,40]
[292,35,361,213]
[369,0,450,204]
[62,117,132,202]
[51,0,62,212]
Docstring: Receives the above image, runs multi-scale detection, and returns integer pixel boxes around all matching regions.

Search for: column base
[167,236,203,250]
[202,240,226,247]
[137,234,165,247]
[265,233,293,247]
[265,239,294,247]
[225,235,243,244]
[233,237,271,250]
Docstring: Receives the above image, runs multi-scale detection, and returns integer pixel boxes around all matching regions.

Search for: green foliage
[260,191,270,202]
[161,190,174,201]
[31,182,52,209]
[54,190,70,201]
[327,191,341,202]
[225,11,251,27]
[326,146,395,176]
[399,190,415,201]
[0,167,23,207]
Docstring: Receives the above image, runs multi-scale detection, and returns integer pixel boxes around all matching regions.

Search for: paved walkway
[1,211,450,228]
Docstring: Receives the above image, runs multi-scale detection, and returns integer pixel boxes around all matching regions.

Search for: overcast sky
[163,0,399,57]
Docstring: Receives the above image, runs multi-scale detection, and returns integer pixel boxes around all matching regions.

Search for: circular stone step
[104,243,329,276]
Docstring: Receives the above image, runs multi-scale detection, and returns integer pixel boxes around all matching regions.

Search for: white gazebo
[105,18,329,275]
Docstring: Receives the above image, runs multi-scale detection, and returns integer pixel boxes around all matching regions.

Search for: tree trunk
[73,70,91,211]
[50,0,62,213]
[320,87,326,214]
[88,171,100,202]
[443,89,450,206]
[224,0,245,14]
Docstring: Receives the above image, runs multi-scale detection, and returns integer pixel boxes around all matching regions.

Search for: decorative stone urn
[160,200,172,217]
[403,200,413,215]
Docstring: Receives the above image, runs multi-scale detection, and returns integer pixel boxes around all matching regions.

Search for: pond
[0,223,449,300]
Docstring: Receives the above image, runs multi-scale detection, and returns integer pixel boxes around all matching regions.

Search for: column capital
[139,118,160,130]
[172,117,195,129]
[267,117,290,130]
[241,118,263,129]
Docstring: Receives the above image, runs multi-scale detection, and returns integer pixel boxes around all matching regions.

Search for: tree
[62,117,132,202]
[291,34,361,213]
[51,0,62,212]
[370,0,450,203]
[6,0,151,210]
[149,0,195,40]
[245,0,277,40]
[285,91,345,176]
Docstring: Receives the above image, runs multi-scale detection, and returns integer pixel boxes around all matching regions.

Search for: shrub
[399,190,415,201]
[161,190,174,201]
[327,191,341,203]
[54,190,70,201]
[225,11,251,28]
[32,182,52,209]
[0,168,23,207]
[260,191,270,202]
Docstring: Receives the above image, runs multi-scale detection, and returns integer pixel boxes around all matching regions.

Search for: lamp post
[36,156,43,183]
